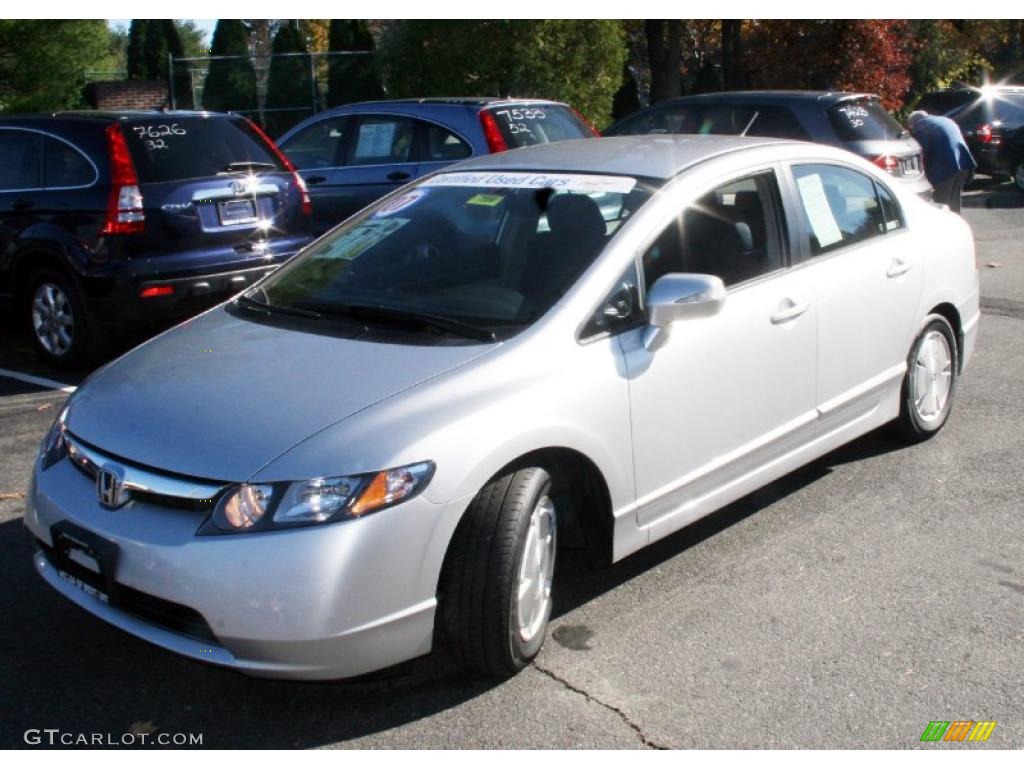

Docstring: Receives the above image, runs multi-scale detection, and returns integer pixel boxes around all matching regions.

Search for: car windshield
[248,170,656,339]
[123,116,285,184]
[827,98,906,141]
[483,104,595,148]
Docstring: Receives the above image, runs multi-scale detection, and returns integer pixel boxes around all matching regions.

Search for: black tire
[1012,158,1024,194]
[896,315,958,443]
[24,267,93,369]
[438,466,557,676]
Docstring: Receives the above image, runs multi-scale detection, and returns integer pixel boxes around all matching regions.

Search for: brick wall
[86,80,169,111]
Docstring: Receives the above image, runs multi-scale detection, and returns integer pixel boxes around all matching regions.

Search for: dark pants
[931,169,971,213]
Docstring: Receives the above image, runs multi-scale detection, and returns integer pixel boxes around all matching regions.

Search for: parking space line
[0,367,77,394]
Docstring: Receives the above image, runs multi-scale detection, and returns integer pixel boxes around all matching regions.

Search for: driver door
[618,168,818,537]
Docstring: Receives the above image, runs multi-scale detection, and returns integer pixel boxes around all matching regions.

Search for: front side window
[642,171,785,290]
[249,171,656,339]
[0,130,43,191]
[347,116,414,165]
[282,117,349,170]
[791,164,895,255]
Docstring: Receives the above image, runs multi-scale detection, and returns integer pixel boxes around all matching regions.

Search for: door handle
[386,171,412,182]
[770,299,810,324]
[11,198,34,211]
[303,175,327,185]
[886,258,912,278]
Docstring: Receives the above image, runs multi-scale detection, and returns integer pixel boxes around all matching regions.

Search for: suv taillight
[572,107,601,137]
[975,123,993,143]
[102,123,145,235]
[873,155,900,173]
[244,118,312,216]
[478,111,509,153]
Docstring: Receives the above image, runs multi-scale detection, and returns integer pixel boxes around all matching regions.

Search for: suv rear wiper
[219,161,278,174]
[296,302,498,342]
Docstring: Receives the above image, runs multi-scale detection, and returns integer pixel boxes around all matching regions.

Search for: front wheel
[438,467,557,676]
[896,315,957,443]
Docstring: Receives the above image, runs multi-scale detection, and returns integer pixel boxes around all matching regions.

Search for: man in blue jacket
[907,110,977,213]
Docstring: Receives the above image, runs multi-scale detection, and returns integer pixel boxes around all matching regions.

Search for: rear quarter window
[123,117,285,183]
[484,104,593,148]
[827,99,906,141]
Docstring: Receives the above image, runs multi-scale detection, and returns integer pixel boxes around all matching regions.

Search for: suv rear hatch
[478,102,597,152]
[826,96,924,181]
[117,114,311,273]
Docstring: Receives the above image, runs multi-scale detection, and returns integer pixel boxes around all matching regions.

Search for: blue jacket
[911,115,977,185]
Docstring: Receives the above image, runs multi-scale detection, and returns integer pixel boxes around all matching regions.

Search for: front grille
[39,540,219,645]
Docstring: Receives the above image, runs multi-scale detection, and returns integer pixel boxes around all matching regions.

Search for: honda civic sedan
[25,135,979,680]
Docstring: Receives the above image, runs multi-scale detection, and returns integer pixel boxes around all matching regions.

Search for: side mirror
[642,273,726,351]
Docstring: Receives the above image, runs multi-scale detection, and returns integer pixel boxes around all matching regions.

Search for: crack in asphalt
[532,663,671,749]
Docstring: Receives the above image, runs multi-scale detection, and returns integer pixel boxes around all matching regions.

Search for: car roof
[444,135,793,180]
[346,97,568,108]
[648,90,879,108]
[0,110,232,124]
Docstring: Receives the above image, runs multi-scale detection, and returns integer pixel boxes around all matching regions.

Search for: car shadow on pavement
[0,427,905,749]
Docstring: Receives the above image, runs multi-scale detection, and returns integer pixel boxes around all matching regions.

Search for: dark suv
[605,91,930,195]
[916,85,1024,181]
[0,111,313,367]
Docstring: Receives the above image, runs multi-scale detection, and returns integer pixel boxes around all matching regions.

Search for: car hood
[66,307,496,481]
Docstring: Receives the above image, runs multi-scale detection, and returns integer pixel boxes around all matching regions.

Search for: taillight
[873,155,900,173]
[139,285,174,298]
[571,107,601,137]
[478,111,509,153]
[102,123,145,235]
[243,118,312,216]
[976,123,993,143]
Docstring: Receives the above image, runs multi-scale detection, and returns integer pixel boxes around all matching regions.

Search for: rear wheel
[438,467,557,676]
[896,315,957,443]
[1013,158,1024,193]
[25,268,92,369]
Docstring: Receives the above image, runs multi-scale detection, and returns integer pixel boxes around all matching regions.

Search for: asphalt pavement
[0,179,1021,749]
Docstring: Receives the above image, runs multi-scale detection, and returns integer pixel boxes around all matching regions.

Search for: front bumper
[25,453,465,680]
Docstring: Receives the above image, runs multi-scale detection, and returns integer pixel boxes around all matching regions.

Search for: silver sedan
[25,136,979,680]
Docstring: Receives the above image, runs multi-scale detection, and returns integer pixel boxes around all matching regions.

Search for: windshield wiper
[295,302,498,342]
[235,293,321,319]
[219,161,278,174]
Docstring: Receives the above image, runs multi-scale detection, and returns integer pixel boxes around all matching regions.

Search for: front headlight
[39,406,69,470]
[201,461,434,535]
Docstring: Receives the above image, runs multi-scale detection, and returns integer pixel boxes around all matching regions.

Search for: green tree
[326,19,383,107]
[175,20,208,58]
[202,19,258,114]
[0,20,113,112]
[380,20,626,128]
[264,21,313,138]
[126,19,149,80]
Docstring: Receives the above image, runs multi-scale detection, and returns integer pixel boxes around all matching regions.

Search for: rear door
[120,115,309,268]
[325,114,419,224]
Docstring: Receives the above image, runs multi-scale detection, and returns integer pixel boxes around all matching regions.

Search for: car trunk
[827,98,925,181]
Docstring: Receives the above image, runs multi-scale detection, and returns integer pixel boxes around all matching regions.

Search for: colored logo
[921,721,997,742]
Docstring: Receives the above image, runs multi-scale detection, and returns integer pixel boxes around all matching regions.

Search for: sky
[108,19,218,42]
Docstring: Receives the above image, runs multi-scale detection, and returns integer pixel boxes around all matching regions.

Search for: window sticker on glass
[465,193,505,207]
[423,172,636,194]
[355,122,397,158]
[796,173,843,248]
[313,218,409,261]
[372,189,426,217]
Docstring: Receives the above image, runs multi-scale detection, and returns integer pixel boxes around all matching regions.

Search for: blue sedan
[277,98,598,233]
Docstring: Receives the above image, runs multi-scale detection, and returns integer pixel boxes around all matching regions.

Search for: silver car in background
[25,136,979,680]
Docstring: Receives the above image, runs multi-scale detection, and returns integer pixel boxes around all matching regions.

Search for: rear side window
[792,164,893,255]
[606,105,701,135]
[746,107,810,140]
[483,104,593,148]
[123,117,285,183]
[827,99,906,141]
[44,137,95,188]
[0,129,43,191]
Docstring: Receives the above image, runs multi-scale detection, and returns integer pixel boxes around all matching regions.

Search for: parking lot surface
[1,180,1022,749]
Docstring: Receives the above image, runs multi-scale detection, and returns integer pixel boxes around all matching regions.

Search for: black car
[605,91,930,195]
[0,111,313,367]
[997,125,1024,192]
[916,85,1024,180]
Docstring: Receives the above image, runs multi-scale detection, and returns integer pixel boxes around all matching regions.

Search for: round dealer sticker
[373,188,427,217]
